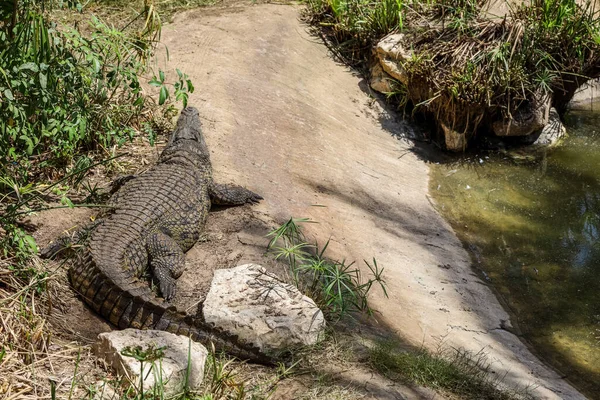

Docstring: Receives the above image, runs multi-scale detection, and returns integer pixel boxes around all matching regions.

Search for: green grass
[370,341,533,400]
[304,0,404,66]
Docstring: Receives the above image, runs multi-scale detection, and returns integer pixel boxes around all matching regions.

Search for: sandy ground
[152,3,584,399]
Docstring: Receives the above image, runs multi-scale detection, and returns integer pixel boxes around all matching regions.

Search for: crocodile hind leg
[41,220,103,259]
[146,231,186,301]
[106,174,137,209]
[109,174,137,194]
[210,183,263,205]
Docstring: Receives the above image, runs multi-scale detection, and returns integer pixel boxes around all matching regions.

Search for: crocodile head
[165,107,210,160]
[169,107,205,143]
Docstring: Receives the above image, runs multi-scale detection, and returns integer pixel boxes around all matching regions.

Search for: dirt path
[157,3,584,399]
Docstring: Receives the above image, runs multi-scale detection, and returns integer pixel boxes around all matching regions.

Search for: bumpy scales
[43,107,271,364]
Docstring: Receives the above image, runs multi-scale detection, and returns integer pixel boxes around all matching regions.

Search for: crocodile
[42,107,274,365]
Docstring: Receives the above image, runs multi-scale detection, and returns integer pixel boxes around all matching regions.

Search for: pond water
[430,106,600,397]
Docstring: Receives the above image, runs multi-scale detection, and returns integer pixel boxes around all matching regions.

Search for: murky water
[431,106,600,397]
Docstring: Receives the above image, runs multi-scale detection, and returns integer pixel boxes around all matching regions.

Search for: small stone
[370,63,395,94]
[440,122,467,151]
[96,329,208,397]
[203,264,326,353]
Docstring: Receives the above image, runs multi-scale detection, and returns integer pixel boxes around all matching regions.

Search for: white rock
[96,329,207,396]
[375,33,412,85]
[203,264,325,353]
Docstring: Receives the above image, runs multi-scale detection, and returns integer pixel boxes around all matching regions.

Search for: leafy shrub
[305,0,404,65]
[0,0,193,262]
[0,1,193,182]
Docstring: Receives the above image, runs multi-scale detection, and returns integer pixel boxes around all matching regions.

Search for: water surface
[431,106,600,397]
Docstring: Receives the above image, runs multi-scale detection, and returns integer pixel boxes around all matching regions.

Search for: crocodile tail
[70,257,276,366]
[165,310,278,366]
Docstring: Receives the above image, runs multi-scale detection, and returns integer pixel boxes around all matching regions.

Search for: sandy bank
[156,3,584,399]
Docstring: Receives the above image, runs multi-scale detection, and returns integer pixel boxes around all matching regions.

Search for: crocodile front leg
[210,183,263,205]
[146,232,186,301]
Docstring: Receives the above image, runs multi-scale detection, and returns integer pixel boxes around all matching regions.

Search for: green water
[431,107,600,397]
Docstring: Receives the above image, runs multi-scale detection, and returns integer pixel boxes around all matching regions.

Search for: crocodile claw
[160,280,176,301]
[246,191,263,204]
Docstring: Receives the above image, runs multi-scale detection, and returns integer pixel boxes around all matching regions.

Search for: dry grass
[0,258,377,400]
[399,17,530,136]
[0,257,98,399]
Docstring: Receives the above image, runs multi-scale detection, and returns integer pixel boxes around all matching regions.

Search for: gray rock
[516,107,567,147]
[203,264,325,353]
[96,329,207,396]
[570,78,600,105]
[492,92,551,136]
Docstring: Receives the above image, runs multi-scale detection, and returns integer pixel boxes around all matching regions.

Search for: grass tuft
[267,217,388,322]
[370,341,533,399]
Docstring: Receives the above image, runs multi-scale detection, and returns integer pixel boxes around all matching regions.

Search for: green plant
[304,0,404,65]
[267,217,388,321]
[202,344,247,400]
[1,6,137,167]
[0,0,194,189]
[150,68,195,108]
[429,0,483,24]
[121,344,167,399]
[68,350,82,400]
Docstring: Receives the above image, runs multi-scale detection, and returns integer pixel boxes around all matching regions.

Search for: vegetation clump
[267,217,388,322]
[0,0,193,260]
[305,0,600,148]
